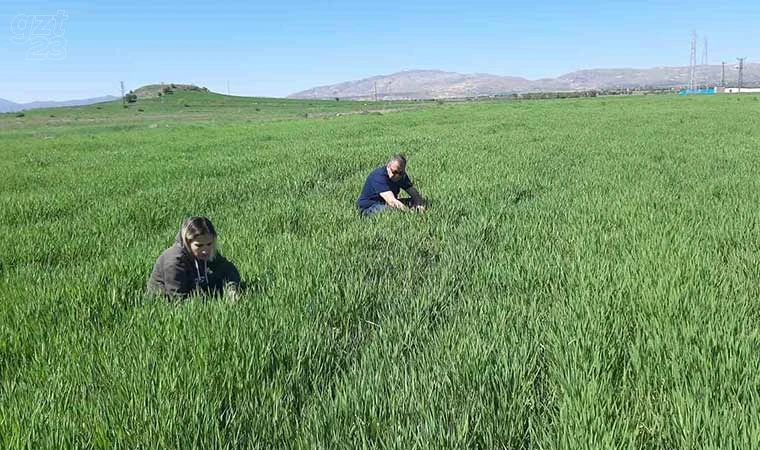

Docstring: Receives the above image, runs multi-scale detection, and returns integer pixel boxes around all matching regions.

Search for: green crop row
[1,94,759,449]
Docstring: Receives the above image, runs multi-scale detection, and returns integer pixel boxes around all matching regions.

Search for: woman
[147,216,240,299]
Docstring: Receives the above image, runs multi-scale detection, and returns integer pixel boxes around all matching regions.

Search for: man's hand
[380,191,408,210]
[406,186,425,211]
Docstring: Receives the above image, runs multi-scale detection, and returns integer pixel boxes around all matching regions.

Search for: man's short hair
[388,153,407,166]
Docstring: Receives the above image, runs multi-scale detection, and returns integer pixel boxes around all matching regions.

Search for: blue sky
[1,0,759,102]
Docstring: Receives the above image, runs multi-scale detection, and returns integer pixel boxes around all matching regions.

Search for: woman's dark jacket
[147,234,240,297]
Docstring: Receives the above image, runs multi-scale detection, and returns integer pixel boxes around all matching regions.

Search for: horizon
[2,0,759,103]
[3,62,755,104]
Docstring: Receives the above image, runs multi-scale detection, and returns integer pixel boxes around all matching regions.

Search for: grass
[2,93,760,449]
[0,91,428,131]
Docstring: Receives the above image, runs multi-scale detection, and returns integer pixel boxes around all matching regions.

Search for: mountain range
[289,64,760,100]
[5,63,759,109]
[0,96,119,113]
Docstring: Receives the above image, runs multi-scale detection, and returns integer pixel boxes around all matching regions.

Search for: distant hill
[0,95,119,113]
[289,64,760,100]
[0,84,213,114]
[134,83,210,99]
[0,84,214,113]
[0,98,21,113]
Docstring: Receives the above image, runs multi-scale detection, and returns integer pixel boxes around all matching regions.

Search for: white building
[722,87,760,93]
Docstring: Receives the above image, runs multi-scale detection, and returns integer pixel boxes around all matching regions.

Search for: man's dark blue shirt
[357,166,413,211]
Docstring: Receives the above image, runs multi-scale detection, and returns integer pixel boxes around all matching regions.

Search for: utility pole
[737,57,746,92]
[373,81,378,102]
[702,36,708,87]
[688,31,697,91]
[120,81,126,106]
[721,62,726,87]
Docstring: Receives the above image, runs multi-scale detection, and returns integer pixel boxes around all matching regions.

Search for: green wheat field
[2,92,760,449]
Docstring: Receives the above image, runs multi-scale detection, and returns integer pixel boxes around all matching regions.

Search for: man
[357,154,425,216]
